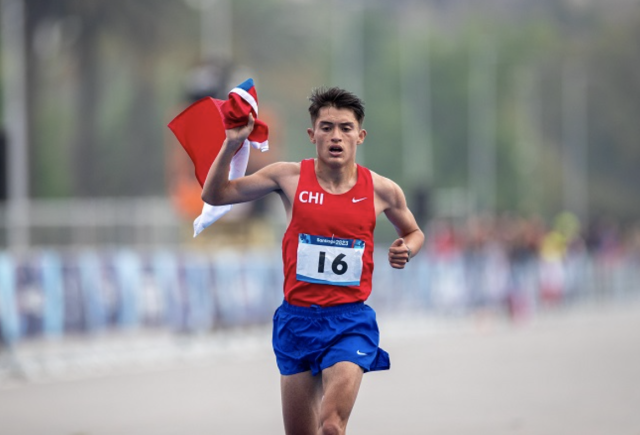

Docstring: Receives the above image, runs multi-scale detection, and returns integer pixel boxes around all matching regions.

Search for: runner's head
[308,87,365,128]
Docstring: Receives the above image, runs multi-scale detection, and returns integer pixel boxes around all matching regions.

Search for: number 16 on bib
[296,234,365,286]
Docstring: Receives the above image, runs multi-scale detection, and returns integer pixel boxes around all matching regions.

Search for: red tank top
[282,159,376,307]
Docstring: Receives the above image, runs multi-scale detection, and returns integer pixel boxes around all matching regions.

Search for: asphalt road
[1,302,639,435]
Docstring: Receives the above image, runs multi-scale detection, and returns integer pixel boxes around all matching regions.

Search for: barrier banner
[153,251,182,330]
[0,254,20,345]
[78,251,105,332]
[15,255,46,338]
[41,251,64,338]
[139,256,165,327]
[184,252,214,332]
[60,255,86,333]
[114,250,141,329]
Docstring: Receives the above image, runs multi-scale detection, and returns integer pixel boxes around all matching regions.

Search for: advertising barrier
[0,247,638,346]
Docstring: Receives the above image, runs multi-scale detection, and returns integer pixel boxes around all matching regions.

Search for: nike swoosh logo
[356,350,368,356]
[352,197,367,203]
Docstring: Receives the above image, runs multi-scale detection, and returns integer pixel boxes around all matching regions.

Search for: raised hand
[225,113,256,152]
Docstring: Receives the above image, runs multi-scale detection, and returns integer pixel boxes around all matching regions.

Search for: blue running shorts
[272,300,391,376]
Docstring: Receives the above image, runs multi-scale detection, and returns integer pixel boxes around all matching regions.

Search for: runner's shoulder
[258,161,300,184]
[370,169,401,197]
[369,169,406,211]
[258,161,299,175]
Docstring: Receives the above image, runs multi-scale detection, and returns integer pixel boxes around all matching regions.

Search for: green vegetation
[4,0,640,223]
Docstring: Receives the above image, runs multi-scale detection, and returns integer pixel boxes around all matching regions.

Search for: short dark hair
[308,87,365,127]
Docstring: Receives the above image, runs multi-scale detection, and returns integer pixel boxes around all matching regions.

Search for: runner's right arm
[201,114,291,206]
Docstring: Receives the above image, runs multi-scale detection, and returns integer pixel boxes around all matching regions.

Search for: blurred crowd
[1,211,639,348]
[427,211,640,262]
[416,211,640,321]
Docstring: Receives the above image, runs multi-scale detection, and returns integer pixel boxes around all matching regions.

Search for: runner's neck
[314,159,358,194]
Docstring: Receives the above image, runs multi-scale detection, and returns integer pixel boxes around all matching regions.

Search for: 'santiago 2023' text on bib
[296,233,365,286]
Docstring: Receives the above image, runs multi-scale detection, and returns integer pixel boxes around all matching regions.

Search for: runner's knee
[320,414,346,435]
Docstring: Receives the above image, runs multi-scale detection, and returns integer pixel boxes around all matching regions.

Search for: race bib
[296,234,365,286]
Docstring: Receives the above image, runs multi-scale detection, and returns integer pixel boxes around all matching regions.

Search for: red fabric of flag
[167,97,226,187]
[167,78,269,189]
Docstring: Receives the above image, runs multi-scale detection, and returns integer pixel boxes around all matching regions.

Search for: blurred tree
[586,10,640,220]
[7,0,640,225]
[25,0,192,197]
[0,129,5,201]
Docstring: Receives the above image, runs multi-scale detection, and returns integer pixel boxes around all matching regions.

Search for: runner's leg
[281,370,323,435]
[318,361,364,435]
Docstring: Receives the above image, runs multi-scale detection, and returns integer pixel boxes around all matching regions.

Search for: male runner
[202,87,424,435]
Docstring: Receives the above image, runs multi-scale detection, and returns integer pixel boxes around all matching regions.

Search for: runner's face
[308,106,366,166]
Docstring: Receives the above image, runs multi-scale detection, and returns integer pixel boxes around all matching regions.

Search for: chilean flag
[168,78,269,236]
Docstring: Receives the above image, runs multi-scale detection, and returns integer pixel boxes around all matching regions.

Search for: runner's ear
[357,129,367,144]
[308,128,316,143]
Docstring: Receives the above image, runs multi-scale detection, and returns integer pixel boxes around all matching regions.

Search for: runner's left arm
[376,176,425,269]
